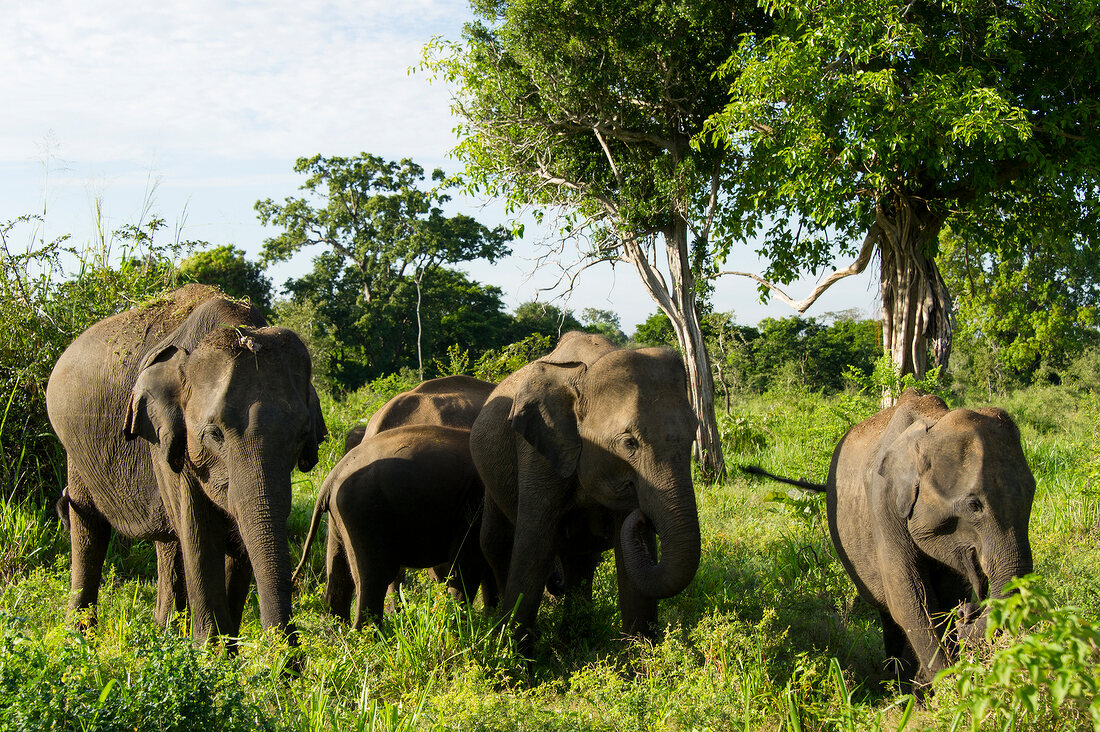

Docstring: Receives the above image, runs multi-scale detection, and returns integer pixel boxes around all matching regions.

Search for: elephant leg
[448,533,487,605]
[503,492,563,651]
[479,495,513,610]
[65,482,111,630]
[223,553,253,641]
[324,521,353,623]
[614,514,658,638]
[154,541,186,627]
[345,535,393,630]
[176,479,232,643]
[880,560,952,684]
[880,610,919,684]
[384,567,407,614]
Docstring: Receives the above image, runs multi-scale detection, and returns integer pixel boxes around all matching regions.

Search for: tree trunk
[620,223,725,480]
[876,195,954,404]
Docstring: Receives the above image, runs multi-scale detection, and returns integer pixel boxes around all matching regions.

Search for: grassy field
[1,383,1098,731]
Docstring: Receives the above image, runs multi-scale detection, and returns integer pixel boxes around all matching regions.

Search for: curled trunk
[619,471,701,599]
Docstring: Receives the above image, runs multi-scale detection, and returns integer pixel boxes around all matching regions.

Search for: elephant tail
[291,480,331,585]
[739,465,826,492]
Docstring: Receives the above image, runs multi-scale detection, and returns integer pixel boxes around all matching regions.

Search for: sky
[0,0,878,332]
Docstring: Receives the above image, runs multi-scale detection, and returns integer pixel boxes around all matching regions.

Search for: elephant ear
[509,362,584,478]
[125,345,188,473]
[298,384,328,472]
[877,419,933,520]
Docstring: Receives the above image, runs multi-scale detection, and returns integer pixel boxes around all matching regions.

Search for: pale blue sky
[1,0,876,331]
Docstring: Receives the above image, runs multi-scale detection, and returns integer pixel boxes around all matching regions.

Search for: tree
[508,301,584,342]
[706,0,1100,390]
[939,207,1100,393]
[425,0,771,476]
[581,308,628,346]
[178,244,273,315]
[282,250,512,391]
[256,153,512,377]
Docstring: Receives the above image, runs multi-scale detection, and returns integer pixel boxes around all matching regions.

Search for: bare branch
[593,126,623,189]
[715,226,879,313]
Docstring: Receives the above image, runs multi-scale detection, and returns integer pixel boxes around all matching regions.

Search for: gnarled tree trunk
[877,195,954,404]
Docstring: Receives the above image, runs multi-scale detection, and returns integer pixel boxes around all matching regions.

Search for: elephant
[323,375,497,611]
[744,388,1034,686]
[470,331,702,649]
[292,424,488,628]
[46,284,327,645]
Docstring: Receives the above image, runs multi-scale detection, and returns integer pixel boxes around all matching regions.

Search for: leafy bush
[937,576,1100,730]
[0,215,183,504]
[0,616,277,732]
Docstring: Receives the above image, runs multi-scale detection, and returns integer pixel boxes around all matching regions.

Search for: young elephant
[746,389,1034,686]
[293,424,488,628]
[46,284,327,645]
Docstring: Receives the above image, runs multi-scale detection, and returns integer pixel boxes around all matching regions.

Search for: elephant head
[124,324,327,638]
[876,403,1035,616]
[510,347,701,600]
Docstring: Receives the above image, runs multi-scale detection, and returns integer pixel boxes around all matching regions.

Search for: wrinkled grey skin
[752,388,1034,686]
[293,424,488,628]
[329,375,497,611]
[471,332,701,648]
[46,284,327,645]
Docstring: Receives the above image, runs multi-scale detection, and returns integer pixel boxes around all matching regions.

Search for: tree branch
[715,226,879,313]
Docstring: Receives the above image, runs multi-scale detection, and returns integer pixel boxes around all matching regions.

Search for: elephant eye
[202,424,225,447]
[965,496,984,513]
[621,434,639,454]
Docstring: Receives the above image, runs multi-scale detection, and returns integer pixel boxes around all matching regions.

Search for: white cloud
[1,0,467,163]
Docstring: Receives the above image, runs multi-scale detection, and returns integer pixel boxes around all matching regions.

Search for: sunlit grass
[2,384,1099,730]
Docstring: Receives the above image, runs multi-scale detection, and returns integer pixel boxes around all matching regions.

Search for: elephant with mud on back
[471,331,702,649]
[319,375,497,617]
[744,389,1034,687]
[46,284,327,645]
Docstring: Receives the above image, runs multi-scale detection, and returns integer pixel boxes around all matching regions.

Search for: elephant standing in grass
[294,424,488,628]
[47,284,327,645]
[471,332,701,649]
[745,389,1034,686]
[321,375,496,614]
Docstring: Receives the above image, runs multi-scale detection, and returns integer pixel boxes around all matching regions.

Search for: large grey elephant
[471,332,701,648]
[293,424,488,628]
[746,389,1034,686]
[46,284,327,645]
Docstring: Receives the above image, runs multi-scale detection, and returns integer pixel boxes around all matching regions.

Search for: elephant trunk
[233,471,298,645]
[985,530,1033,601]
[620,467,700,600]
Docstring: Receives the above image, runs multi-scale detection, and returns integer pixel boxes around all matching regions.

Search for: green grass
[2,384,1099,730]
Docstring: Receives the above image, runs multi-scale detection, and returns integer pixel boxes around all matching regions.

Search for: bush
[0,215,183,504]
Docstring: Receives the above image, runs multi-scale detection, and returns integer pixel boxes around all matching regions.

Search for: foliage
[0,617,276,732]
[471,334,555,383]
[843,354,952,405]
[579,308,628,346]
[638,310,880,398]
[257,153,512,378]
[507,301,583,342]
[940,218,1100,395]
[178,244,274,317]
[277,256,512,391]
[706,0,1100,380]
[0,214,184,503]
[936,577,1100,731]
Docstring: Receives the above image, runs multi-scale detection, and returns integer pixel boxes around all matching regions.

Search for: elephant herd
[46,285,1036,689]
